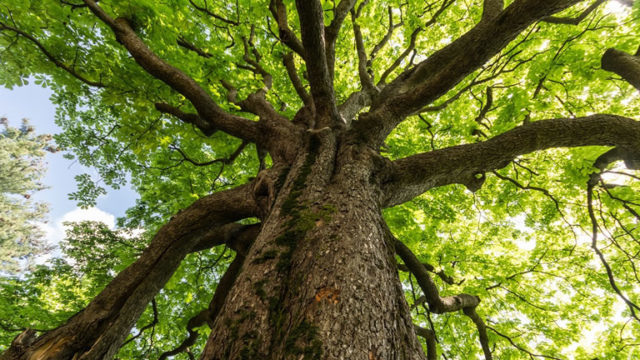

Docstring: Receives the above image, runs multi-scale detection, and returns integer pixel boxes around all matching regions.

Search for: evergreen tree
[0,118,53,272]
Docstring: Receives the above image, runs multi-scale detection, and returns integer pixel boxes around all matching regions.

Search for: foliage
[0,118,54,272]
[1,0,640,359]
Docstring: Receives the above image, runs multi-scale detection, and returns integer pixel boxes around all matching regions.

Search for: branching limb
[413,325,437,360]
[325,0,358,47]
[542,0,606,25]
[0,21,104,87]
[462,307,492,360]
[217,29,294,129]
[324,0,358,77]
[154,103,216,136]
[82,0,263,145]
[369,6,402,66]
[122,299,158,347]
[168,140,247,168]
[158,309,208,360]
[395,238,491,359]
[602,48,640,91]
[350,8,378,96]
[397,261,462,286]
[5,183,260,359]
[394,239,480,314]
[377,28,420,86]
[377,0,455,87]
[353,0,584,146]
[283,52,311,106]
[294,0,341,128]
[383,114,640,207]
[159,224,258,360]
[269,0,305,57]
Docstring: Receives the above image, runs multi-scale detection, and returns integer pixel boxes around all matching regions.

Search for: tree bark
[200,133,426,359]
[602,48,640,91]
[1,185,259,360]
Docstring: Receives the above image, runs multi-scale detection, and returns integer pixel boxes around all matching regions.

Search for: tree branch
[413,325,437,360]
[383,114,640,207]
[488,326,562,359]
[394,239,480,314]
[177,36,213,58]
[154,102,216,136]
[350,9,378,96]
[188,0,239,25]
[283,52,312,106]
[586,148,640,323]
[9,183,259,359]
[602,48,640,91]
[159,224,258,360]
[82,0,262,144]
[542,0,605,25]
[295,0,341,128]
[462,307,493,360]
[269,0,305,57]
[325,0,358,78]
[352,0,584,146]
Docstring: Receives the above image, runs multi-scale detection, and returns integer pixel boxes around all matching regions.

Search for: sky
[0,83,138,245]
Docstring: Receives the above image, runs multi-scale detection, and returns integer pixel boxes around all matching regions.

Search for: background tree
[1,0,640,359]
[0,118,54,273]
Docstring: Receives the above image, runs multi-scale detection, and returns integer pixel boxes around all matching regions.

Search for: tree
[1,0,640,358]
[0,118,53,273]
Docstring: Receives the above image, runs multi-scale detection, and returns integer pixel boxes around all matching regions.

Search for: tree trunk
[201,132,426,359]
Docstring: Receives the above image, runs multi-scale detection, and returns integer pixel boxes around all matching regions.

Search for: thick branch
[325,0,358,78]
[6,184,259,359]
[542,0,605,25]
[283,52,311,105]
[352,0,583,146]
[295,0,340,128]
[269,0,305,57]
[159,225,257,360]
[383,114,640,207]
[482,0,504,22]
[338,90,371,126]
[602,48,640,91]
[351,10,378,96]
[155,102,216,136]
[463,307,493,360]
[394,239,480,314]
[82,0,262,144]
[413,325,437,360]
[325,0,358,45]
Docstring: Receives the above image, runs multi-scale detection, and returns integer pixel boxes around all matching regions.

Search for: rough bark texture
[1,185,259,360]
[602,48,640,91]
[200,131,426,359]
